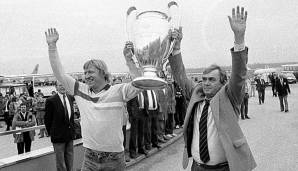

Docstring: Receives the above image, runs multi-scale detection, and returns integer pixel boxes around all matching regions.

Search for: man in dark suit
[45,82,75,171]
[255,75,266,104]
[169,6,256,171]
[127,95,148,159]
[142,90,161,150]
[275,74,291,112]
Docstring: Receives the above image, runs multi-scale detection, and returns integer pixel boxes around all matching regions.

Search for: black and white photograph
[0,0,298,170]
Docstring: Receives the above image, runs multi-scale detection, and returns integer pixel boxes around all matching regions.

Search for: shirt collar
[90,84,111,94]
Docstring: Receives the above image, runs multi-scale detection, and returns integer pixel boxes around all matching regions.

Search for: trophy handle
[162,1,180,64]
[126,6,137,41]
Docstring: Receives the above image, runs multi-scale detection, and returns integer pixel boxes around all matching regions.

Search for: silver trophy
[126,1,180,89]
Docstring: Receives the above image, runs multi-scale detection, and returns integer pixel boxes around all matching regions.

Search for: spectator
[45,82,75,171]
[255,75,266,104]
[36,94,47,138]
[165,81,176,138]
[127,95,148,159]
[275,73,291,112]
[3,96,11,131]
[12,103,36,154]
[241,79,251,119]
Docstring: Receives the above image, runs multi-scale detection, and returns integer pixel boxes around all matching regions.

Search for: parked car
[284,73,297,84]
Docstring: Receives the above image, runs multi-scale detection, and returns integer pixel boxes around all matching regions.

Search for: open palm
[45,28,59,45]
[228,6,247,36]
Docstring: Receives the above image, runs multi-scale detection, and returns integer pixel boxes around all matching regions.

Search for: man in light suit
[168,6,256,171]
[275,74,291,112]
[45,82,75,171]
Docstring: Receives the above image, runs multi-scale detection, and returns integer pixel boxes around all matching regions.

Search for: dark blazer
[255,78,266,91]
[45,94,75,143]
[127,96,141,119]
[169,48,256,171]
[275,78,291,96]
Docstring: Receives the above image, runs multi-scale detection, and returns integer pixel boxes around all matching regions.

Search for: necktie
[63,94,69,121]
[150,90,156,109]
[143,91,148,110]
[199,99,210,163]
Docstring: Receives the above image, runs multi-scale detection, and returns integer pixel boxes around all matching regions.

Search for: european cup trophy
[126,1,180,89]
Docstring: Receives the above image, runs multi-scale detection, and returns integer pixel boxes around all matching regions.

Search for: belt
[196,161,229,169]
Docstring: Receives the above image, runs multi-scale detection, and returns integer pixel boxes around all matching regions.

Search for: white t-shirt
[74,81,140,152]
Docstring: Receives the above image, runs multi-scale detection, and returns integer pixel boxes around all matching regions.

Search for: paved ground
[127,83,298,171]
[0,126,52,158]
[1,84,298,171]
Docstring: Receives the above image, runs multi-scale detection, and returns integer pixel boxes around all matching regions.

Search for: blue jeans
[81,148,125,171]
[53,140,74,171]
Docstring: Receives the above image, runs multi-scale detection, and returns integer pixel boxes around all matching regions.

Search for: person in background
[35,93,47,138]
[52,91,57,96]
[250,77,256,97]
[165,80,176,139]
[275,73,291,112]
[73,101,82,140]
[3,96,11,131]
[156,84,168,143]
[241,78,251,119]
[37,89,44,97]
[9,97,18,126]
[45,82,75,171]
[269,73,277,97]
[0,93,4,128]
[255,75,266,104]
[127,94,148,159]
[12,103,36,154]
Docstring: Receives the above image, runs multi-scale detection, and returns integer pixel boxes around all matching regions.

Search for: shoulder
[46,95,58,103]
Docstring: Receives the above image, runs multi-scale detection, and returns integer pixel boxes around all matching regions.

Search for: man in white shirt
[45,28,141,171]
[168,6,256,171]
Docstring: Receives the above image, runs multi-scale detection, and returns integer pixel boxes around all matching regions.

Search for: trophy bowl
[130,11,171,89]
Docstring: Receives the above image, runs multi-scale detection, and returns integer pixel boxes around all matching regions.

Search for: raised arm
[226,6,248,104]
[168,27,195,100]
[45,28,75,95]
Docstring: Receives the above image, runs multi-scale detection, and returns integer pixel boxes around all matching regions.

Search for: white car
[284,73,297,84]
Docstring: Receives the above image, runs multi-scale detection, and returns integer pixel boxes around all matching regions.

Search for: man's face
[84,65,106,89]
[202,69,223,98]
[20,105,26,113]
[56,82,66,94]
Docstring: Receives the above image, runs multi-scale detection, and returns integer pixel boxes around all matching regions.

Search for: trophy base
[132,77,167,89]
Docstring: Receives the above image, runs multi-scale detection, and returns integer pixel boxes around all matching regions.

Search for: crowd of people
[0,88,82,155]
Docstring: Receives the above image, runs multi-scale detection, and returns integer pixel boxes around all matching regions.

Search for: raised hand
[45,28,59,46]
[123,41,134,60]
[228,6,247,44]
[170,26,183,51]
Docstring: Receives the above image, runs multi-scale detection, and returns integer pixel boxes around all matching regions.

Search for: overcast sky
[0,0,297,75]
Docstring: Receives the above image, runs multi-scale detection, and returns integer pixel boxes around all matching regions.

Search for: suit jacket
[255,78,266,91]
[127,96,142,119]
[45,94,75,143]
[275,78,291,96]
[169,48,256,171]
